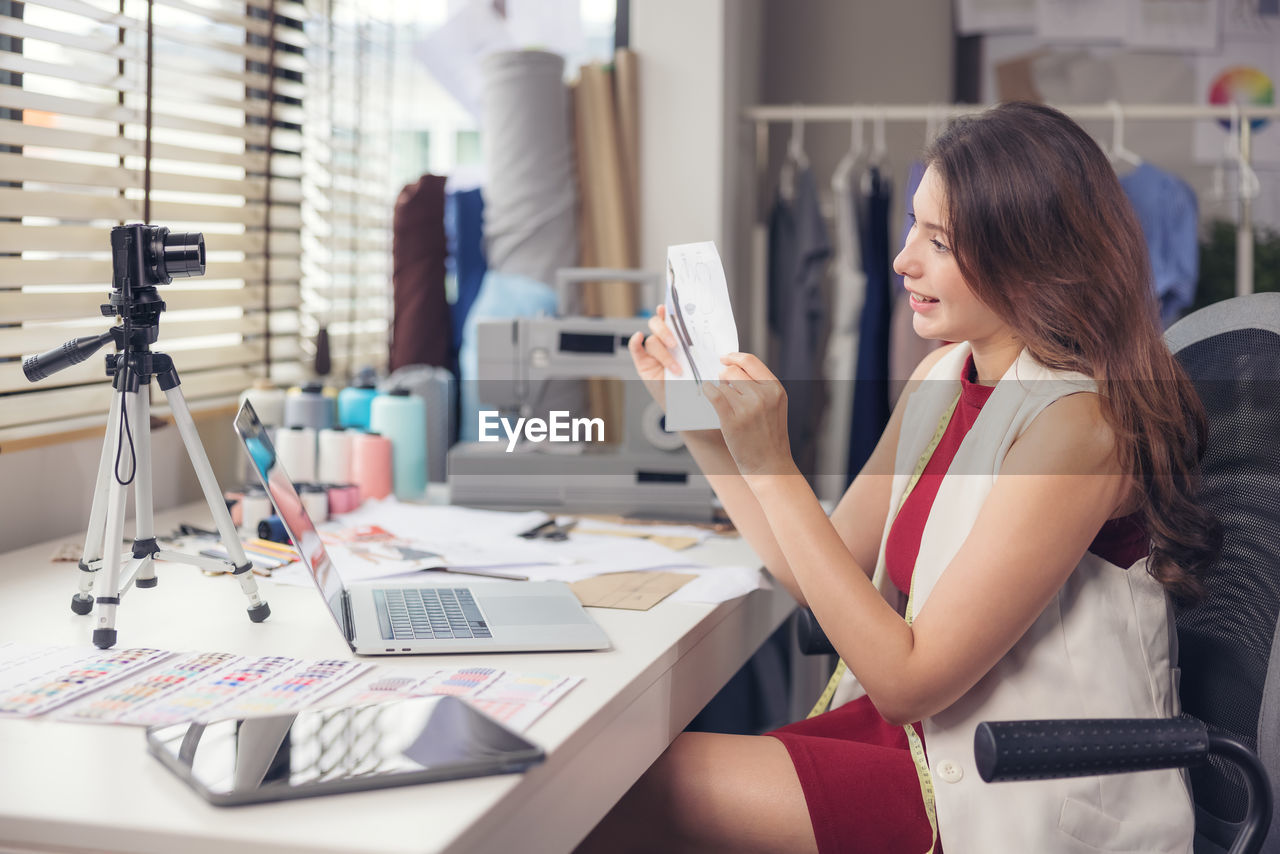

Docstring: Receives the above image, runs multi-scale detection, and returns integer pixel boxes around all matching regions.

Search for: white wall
[0,410,242,554]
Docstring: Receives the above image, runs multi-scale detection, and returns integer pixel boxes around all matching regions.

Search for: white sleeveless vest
[832,343,1194,854]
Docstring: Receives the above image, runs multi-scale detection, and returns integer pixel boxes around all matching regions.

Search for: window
[0,0,310,446]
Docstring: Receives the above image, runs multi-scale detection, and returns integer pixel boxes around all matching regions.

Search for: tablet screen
[146,695,543,806]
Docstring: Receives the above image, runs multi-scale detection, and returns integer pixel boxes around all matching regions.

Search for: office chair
[978,292,1280,854]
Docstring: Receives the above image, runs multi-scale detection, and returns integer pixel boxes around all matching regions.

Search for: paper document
[663,241,739,431]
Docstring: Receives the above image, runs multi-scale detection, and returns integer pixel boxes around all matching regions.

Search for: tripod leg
[162,384,270,623]
[131,386,159,589]
[93,388,139,649]
[73,391,122,615]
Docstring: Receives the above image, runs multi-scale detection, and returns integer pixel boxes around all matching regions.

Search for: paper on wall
[1125,0,1219,51]
[662,241,739,431]
[955,0,1035,35]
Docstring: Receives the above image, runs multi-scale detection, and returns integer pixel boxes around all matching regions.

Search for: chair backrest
[1166,293,1280,853]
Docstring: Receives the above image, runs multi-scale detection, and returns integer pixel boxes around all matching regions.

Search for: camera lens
[160,231,205,280]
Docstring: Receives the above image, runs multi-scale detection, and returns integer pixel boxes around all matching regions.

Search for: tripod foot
[247,602,271,623]
[136,577,158,589]
[92,628,117,649]
[70,595,93,616]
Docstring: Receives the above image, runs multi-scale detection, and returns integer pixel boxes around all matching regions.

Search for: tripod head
[23,224,205,383]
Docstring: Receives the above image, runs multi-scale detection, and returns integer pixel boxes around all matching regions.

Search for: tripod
[72,345,271,649]
[25,224,269,648]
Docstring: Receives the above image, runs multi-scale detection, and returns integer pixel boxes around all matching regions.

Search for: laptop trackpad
[481,596,591,627]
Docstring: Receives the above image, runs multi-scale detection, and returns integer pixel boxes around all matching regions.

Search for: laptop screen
[234,401,351,640]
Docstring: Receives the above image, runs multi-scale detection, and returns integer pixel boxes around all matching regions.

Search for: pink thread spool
[326,483,360,515]
[350,432,393,501]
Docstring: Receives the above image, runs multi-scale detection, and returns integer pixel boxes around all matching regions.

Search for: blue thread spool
[369,388,427,500]
[258,515,290,543]
[284,382,334,430]
[338,375,379,431]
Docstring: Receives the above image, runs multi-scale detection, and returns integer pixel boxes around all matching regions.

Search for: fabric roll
[768,166,831,478]
[391,173,451,371]
[481,50,578,287]
[445,188,487,356]
[847,166,893,480]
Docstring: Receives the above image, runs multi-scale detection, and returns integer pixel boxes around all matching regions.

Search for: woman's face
[893,166,1010,348]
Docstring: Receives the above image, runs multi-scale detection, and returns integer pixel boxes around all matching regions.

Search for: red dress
[767,357,1147,854]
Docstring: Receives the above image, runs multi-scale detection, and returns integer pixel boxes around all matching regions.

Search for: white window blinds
[0,0,308,445]
[300,0,393,382]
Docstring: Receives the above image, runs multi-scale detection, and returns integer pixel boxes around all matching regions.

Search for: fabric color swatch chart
[0,643,582,734]
[0,647,172,717]
[58,651,240,722]
[326,667,583,733]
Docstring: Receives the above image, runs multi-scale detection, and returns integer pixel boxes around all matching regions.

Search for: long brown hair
[926,101,1219,602]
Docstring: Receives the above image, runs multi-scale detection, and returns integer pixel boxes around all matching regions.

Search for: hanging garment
[846,165,893,480]
[1120,162,1199,328]
[768,166,831,477]
[390,174,451,372]
[888,160,937,398]
[445,187,487,359]
[815,159,865,494]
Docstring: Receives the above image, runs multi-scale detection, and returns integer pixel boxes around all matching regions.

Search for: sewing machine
[447,270,716,521]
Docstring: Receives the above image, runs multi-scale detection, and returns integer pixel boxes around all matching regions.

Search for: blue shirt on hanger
[1119,162,1199,328]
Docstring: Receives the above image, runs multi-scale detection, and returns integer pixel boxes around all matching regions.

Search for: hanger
[1108,101,1143,169]
[869,114,888,168]
[1210,102,1263,206]
[832,116,865,192]
[779,111,808,200]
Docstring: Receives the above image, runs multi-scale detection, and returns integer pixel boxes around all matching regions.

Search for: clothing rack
[745,102,1280,299]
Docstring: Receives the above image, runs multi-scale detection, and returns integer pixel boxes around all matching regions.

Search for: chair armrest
[975,717,1272,854]
[796,608,835,656]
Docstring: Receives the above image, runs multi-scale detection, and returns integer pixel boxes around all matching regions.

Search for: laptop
[234,400,611,655]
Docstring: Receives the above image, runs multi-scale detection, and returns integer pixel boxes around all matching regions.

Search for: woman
[577,102,1219,853]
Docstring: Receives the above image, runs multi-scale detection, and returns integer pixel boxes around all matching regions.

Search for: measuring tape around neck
[805,391,960,850]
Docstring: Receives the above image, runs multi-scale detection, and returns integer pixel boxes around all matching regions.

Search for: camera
[110,223,205,295]
[22,224,206,383]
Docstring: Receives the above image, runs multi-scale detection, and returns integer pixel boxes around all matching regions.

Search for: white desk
[0,502,795,854]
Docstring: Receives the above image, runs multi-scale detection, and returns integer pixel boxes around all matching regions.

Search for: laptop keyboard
[373,587,492,641]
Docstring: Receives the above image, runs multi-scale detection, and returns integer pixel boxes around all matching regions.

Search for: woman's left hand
[703,353,797,479]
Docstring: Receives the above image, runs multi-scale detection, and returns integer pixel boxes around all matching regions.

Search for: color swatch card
[0,647,172,717]
[54,651,242,723]
[207,658,371,720]
[117,654,301,726]
[414,665,502,697]
[469,672,582,732]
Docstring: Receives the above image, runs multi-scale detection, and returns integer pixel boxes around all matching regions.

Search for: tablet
[146,695,544,806]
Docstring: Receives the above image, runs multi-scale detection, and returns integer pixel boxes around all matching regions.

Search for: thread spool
[240,379,286,427]
[370,389,427,500]
[284,382,334,430]
[239,485,271,538]
[317,427,353,484]
[338,376,380,431]
[326,483,355,515]
[350,432,393,501]
[258,515,290,544]
[275,426,317,483]
[300,483,329,523]
[338,483,361,513]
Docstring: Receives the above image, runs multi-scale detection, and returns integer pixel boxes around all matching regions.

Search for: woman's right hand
[627,304,683,413]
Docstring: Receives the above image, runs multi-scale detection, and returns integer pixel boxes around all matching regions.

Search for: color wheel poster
[1195,42,1280,164]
